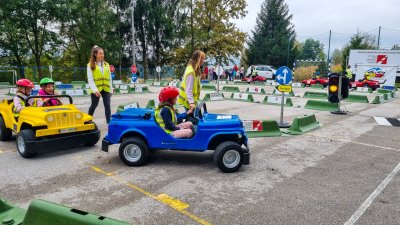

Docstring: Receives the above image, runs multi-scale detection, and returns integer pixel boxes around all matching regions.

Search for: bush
[330,64,343,73]
[293,66,318,82]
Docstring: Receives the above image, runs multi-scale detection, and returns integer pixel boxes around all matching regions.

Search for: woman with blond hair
[178,50,206,114]
[87,45,113,124]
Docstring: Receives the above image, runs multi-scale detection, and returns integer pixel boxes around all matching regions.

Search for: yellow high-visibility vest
[178,65,200,109]
[346,69,353,79]
[155,106,177,134]
[88,62,111,93]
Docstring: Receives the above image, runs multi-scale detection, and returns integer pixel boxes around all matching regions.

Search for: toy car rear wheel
[16,129,37,158]
[119,137,149,166]
[0,116,12,141]
[84,122,100,147]
[214,141,243,173]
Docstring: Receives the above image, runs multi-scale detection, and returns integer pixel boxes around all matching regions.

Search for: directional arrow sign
[275,66,293,85]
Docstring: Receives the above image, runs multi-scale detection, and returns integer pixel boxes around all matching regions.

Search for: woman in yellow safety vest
[87,45,113,124]
[178,50,206,114]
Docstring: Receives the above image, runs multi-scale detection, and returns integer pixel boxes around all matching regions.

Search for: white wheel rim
[123,144,142,162]
[223,150,240,168]
[17,136,25,153]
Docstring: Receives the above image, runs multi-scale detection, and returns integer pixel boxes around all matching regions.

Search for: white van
[246,65,276,79]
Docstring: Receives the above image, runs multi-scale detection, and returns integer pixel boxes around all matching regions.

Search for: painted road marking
[344,162,400,225]
[90,165,211,225]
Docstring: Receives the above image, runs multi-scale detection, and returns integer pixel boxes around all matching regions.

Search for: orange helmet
[159,87,179,102]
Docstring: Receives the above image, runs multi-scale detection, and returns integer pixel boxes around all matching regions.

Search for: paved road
[0,85,399,225]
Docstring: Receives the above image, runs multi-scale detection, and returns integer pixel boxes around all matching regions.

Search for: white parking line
[344,162,400,225]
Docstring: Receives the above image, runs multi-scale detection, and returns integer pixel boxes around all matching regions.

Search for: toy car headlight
[75,113,82,119]
[47,115,54,122]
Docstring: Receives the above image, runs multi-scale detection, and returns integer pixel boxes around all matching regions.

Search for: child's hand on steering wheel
[187,103,195,114]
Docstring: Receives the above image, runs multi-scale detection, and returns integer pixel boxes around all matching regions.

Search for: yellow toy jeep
[0,95,100,158]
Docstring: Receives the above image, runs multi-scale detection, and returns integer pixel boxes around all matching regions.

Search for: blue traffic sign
[275,66,293,85]
[131,74,137,83]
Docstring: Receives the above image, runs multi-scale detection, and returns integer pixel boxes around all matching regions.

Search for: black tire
[213,141,243,173]
[119,137,149,166]
[84,122,100,146]
[0,116,12,141]
[16,129,37,158]
[363,84,369,88]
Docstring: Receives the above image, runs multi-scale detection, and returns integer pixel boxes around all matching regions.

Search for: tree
[331,49,342,65]
[391,44,400,50]
[246,0,296,68]
[298,38,325,60]
[341,33,376,69]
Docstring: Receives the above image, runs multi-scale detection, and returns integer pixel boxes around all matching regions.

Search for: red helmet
[159,87,179,102]
[16,79,34,88]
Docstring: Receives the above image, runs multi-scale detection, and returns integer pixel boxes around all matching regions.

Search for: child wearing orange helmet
[155,87,193,138]
[13,78,41,117]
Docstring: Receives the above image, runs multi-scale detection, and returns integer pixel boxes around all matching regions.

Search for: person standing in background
[239,66,245,79]
[233,64,238,79]
[87,45,113,124]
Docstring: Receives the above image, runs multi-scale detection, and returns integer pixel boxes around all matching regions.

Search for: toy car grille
[49,113,80,128]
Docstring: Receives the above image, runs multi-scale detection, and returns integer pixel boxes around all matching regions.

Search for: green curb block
[286,114,320,134]
[152,81,167,87]
[371,95,385,104]
[146,99,159,109]
[61,89,88,96]
[303,91,328,99]
[0,199,130,225]
[272,89,295,97]
[355,87,373,93]
[246,120,282,138]
[304,100,338,111]
[383,93,389,101]
[222,86,240,92]
[201,85,217,91]
[253,81,266,86]
[113,89,121,94]
[128,86,150,93]
[117,102,140,112]
[310,84,324,89]
[377,89,392,94]
[0,199,26,225]
[229,93,254,102]
[395,83,400,88]
[246,87,266,94]
[345,94,369,103]
[203,92,225,101]
[234,81,248,85]
[262,96,293,107]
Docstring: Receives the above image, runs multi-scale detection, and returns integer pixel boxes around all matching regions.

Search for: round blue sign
[275,66,293,85]
[131,74,137,83]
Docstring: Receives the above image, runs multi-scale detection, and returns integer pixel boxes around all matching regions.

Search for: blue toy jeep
[102,101,250,173]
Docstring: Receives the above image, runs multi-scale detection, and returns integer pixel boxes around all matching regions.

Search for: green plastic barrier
[61,89,88,96]
[222,86,240,92]
[117,102,140,113]
[0,82,11,86]
[395,83,400,88]
[383,93,389,101]
[272,89,295,97]
[0,199,26,225]
[286,114,320,134]
[246,120,282,138]
[304,100,338,111]
[113,89,121,94]
[303,91,328,99]
[23,199,130,225]
[262,96,293,107]
[253,81,265,86]
[203,92,225,101]
[128,86,150,94]
[377,89,392,94]
[371,95,385,104]
[229,93,254,102]
[71,81,86,85]
[201,85,217,91]
[146,99,159,109]
[152,81,167,87]
[7,88,17,96]
[345,94,369,103]
[245,87,266,94]
[310,84,324,89]
[234,81,248,85]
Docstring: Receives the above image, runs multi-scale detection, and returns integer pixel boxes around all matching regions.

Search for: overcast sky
[234,0,400,54]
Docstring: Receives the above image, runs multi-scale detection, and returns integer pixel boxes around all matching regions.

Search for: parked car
[246,65,276,79]
[0,95,100,158]
[102,101,250,173]
[301,78,329,87]
[350,80,380,90]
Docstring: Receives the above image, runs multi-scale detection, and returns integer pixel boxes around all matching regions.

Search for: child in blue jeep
[155,87,193,138]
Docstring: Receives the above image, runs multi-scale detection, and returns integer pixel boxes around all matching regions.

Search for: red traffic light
[131,65,137,74]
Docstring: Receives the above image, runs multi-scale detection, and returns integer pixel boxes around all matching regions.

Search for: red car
[350,80,380,90]
[301,78,329,87]
[242,76,267,83]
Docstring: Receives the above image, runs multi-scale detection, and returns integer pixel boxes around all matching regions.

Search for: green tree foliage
[298,38,325,60]
[246,0,297,68]
[342,33,376,69]
[331,49,343,65]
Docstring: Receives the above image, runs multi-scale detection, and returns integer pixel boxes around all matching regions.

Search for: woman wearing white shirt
[87,46,113,124]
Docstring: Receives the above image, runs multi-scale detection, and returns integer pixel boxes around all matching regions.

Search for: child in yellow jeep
[155,87,193,138]
[13,79,41,118]
[38,78,62,106]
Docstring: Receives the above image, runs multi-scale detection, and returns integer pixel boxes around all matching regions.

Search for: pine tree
[246,0,297,68]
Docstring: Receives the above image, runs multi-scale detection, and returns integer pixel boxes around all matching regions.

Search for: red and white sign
[110,65,115,72]
[244,120,263,131]
[376,55,388,64]
[131,65,137,74]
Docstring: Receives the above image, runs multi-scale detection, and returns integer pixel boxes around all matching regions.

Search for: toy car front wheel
[214,141,244,173]
[119,137,149,166]
[0,116,12,141]
[16,129,37,158]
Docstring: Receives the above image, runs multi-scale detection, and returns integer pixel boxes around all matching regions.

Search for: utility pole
[377,26,381,49]
[131,0,136,65]
[327,30,332,71]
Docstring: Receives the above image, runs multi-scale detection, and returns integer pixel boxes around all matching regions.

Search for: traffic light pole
[331,74,347,115]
